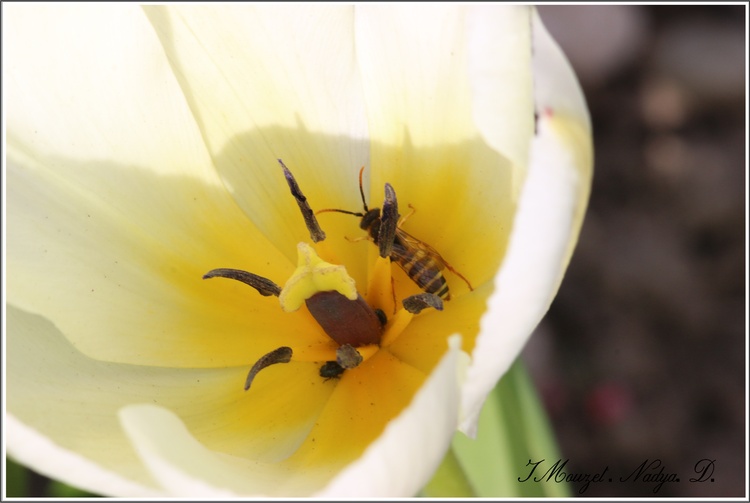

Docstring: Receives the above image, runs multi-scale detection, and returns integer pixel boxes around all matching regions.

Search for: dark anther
[402,292,444,314]
[203,268,282,297]
[279,159,326,243]
[244,346,293,391]
[379,183,399,258]
[336,344,363,370]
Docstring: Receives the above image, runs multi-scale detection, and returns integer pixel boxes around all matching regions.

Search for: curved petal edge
[117,336,465,497]
[318,335,465,497]
[6,414,160,497]
[459,9,593,436]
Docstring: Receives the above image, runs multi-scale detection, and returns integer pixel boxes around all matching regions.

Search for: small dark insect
[319,361,345,380]
[317,167,474,300]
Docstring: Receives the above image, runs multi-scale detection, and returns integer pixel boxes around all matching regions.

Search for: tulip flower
[5,4,592,497]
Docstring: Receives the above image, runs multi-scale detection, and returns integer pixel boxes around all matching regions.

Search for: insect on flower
[317,167,474,301]
[203,161,449,390]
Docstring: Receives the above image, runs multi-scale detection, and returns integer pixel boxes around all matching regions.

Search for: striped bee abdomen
[392,242,451,300]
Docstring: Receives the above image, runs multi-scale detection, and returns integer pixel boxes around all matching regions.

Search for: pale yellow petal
[356,5,531,149]
[5,4,327,366]
[5,4,214,183]
[143,6,372,265]
[6,304,337,494]
[118,338,464,497]
[5,151,321,367]
[119,404,256,497]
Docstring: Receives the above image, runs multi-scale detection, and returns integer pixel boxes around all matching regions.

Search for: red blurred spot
[585,381,633,426]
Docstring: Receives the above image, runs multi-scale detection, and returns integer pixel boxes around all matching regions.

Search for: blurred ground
[525,5,746,497]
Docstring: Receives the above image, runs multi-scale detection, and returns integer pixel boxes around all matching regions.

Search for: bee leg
[398,203,416,227]
[379,183,399,258]
[344,235,369,243]
[441,260,475,292]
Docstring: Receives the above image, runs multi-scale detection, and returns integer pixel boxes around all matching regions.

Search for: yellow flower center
[205,162,460,391]
[197,160,495,481]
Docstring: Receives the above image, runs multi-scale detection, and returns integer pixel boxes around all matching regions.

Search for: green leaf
[4,457,99,497]
[48,479,99,498]
[5,458,29,497]
[427,358,570,497]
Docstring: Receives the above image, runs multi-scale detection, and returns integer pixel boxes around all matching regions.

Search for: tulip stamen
[336,343,363,370]
[244,346,293,391]
[402,292,444,314]
[203,268,282,297]
[279,159,326,243]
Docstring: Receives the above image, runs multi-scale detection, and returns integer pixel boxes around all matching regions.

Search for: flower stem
[440,358,570,497]
[419,446,476,497]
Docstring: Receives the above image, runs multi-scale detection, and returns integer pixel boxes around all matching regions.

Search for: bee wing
[393,229,474,292]
[391,229,448,271]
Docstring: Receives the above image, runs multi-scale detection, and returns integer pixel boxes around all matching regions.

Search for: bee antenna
[358,166,369,212]
[315,208,364,217]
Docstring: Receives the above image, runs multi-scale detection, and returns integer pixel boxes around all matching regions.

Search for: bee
[317,167,473,301]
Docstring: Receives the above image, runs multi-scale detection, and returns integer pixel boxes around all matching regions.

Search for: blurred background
[5,4,746,498]
[524,4,746,497]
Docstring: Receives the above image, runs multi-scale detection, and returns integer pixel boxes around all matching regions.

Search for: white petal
[459,9,593,435]
[467,6,535,189]
[6,414,159,497]
[119,405,254,497]
[6,305,164,495]
[531,8,593,134]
